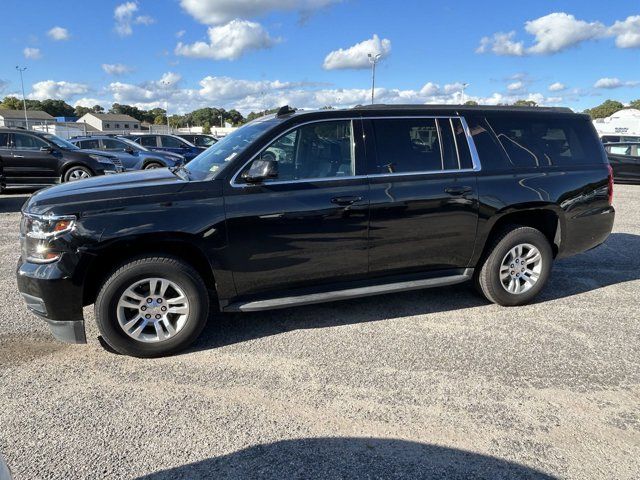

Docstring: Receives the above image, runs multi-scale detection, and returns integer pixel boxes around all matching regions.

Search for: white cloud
[323,34,391,70]
[102,63,133,75]
[28,80,89,100]
[478,12,640,56]
[176,30,186,38]
[476,31,524,56]
[507,81,525,91]
[47,26,70,41]
[609,15,640,48]
[23,47,42,59]
[525,13,605,54]
[548,82,566,92]
[593,77,639,89]
[114,2,154,36]
[74,98,107,109]
[179,0,341,25]
[175,19,276,60]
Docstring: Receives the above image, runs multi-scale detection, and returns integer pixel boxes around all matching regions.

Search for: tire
[475,225,553,306]
[144,161,163,169]
[95,256,209,357]
[63,165,93,182]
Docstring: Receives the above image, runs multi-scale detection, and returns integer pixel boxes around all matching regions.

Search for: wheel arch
[81,234,218,307]
[61,162,95,180]
[474,206,564,266]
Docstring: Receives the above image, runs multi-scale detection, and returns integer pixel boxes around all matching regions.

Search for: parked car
[0,128,120,190]
[69,136,185,170]
[600,135,640,143]
[177,133,218,148]
[604,142,640,184]
[121,134,204,162]
[17,105,615,357]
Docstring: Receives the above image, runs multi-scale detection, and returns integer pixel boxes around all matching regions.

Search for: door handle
[444,186,472,196]
[331,196,363,206]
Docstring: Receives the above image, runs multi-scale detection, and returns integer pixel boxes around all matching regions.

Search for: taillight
[607,164,614,206]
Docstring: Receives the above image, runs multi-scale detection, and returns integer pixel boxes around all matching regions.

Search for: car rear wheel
[475,225,553,306]
[63,166,93,182]
[95,256,209,357]
[144,161,163,169]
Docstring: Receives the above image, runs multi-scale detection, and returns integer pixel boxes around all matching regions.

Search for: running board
[224,269,474,312]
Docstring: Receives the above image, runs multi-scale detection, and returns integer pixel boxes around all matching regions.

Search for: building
[0,109,55,128]
[593,108,640,140]
[76,113,141,133]
[32,123,85,139]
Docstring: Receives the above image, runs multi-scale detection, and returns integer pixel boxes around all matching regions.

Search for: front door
[363,117,479,276]
[223,119,370,298]
[7,133,59,185]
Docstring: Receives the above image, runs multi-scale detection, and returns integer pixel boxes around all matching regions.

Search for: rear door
[8,133,59,185]
[363,116,479,276]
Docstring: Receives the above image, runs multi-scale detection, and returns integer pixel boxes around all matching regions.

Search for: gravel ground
[0,186,638,480]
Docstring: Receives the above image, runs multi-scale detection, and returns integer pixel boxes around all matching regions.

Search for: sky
[0,0,638,115]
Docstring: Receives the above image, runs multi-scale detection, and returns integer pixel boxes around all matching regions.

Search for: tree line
[1,95,637,130]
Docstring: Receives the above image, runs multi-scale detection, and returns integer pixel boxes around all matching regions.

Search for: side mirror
[242,159,278,183]
[40,146,53,153]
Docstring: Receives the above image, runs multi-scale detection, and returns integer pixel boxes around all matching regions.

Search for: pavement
[0,185,638,480]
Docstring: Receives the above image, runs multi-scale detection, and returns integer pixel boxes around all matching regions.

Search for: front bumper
[16,258,87,343]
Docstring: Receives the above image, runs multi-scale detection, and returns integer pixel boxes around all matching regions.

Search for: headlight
[20,213,76,263]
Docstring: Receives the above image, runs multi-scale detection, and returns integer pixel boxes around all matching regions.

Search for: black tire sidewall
[482,227,553,306]
[144,162,162,169]
[63,166,92,182]
[95,258,208,357]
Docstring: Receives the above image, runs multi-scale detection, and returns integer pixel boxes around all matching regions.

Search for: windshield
[185,119,279,180]
[42,133,79,150]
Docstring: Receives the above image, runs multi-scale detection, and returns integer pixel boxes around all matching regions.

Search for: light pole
[368,53,382,104]
[15,66,29,129]
[461,83,470,104]
[161,80,170,133]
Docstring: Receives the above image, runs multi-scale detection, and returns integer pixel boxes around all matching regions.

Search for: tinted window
[250,120,354,182]
[452,119,474,170]
[437,119,458,170]
[0,133,9,148]
[488,115,604,167]
[80,139,100,149]
[160,136,185,148]
[139,136,158,147]
[102,139,127,151]
[607,145,631,156]
[13,134,48,150]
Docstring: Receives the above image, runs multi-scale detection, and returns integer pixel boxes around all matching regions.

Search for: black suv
[17,105,615,357]
[0,128,119,190]
[178,133,218,148]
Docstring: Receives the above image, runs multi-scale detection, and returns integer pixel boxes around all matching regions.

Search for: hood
[24,168,188,215]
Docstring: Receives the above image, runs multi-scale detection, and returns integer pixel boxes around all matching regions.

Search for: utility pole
[461,83,470,104]
[16,66,29,129]
[161,80,170,133]
[368,53,382,104]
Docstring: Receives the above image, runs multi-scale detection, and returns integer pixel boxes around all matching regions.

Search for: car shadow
[0,191,31,214]
[187,233,640,353]
[134,437,558,479]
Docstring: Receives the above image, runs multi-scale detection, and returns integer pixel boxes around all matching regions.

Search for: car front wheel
[475,225,553,306]
[95,256,209,357]
[144,161,163,169]
[63,166,93,182]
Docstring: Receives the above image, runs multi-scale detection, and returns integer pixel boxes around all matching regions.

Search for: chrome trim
[450,118,462,170]
[435,118,445,170]
[229,115,483,188]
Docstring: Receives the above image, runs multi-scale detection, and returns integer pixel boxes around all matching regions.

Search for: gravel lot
[0,185,638,479]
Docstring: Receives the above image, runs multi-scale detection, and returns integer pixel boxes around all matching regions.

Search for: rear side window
[369,117,475,174]
[139,136,157,147]
[13,134,48,150]
[79,139,100,149]
[0,133,9,148]
[161,136,184,148]
[488,115,604,167]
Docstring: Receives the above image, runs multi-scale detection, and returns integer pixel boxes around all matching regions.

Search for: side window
[13,134,48,150]
[80,139,100,149]
[0,133,9,148]
[488,116,604,167]
[608,145,631,156]
[139,136,158,147]
[160,136,184,148]
[247,120,355,182]
[452,119,474,170]
[102,139,126,151]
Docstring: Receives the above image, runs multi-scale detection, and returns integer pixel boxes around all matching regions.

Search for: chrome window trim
[450,118,462,170]
[229,115,482,188]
